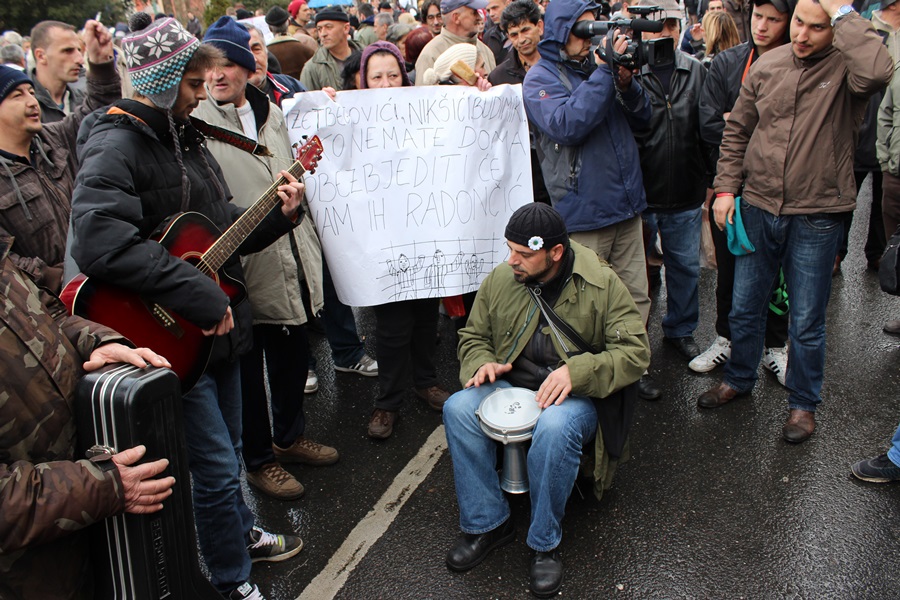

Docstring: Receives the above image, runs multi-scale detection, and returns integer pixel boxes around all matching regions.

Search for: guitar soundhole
[183,252,220,285]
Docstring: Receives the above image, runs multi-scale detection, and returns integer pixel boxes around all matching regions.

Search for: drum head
[476,387,541,442]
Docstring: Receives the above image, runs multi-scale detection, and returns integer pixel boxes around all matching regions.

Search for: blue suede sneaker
[851,454,900,483]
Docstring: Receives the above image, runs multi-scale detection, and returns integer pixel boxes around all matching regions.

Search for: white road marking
[296,425,448,600]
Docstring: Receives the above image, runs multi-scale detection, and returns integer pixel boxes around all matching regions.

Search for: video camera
[571,5,675,71]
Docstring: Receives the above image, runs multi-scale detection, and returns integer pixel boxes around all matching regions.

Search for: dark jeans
[837,170,885,263]
[708,201,788,348]
[373,298,440,411]
[724,200,844,412]
[241,323,310,472]
[311,259,366,370]
[182,361,254,593]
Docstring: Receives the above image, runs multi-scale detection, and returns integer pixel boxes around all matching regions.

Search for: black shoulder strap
[527,286,593,357]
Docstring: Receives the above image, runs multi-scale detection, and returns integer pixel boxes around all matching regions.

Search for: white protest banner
[284,84,533,307]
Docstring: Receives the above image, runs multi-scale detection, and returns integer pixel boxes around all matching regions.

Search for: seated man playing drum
[443,203,650,598]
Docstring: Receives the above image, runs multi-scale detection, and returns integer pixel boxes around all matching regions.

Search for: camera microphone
[571,17,664,39]
[629,18,664,33]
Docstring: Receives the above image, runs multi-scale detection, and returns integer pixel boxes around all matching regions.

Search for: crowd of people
[1,0,900,598]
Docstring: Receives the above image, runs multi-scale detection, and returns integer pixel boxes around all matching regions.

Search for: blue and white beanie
[123,12,200,109]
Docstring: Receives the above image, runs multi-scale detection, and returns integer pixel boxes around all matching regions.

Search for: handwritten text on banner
[284,84,533,307]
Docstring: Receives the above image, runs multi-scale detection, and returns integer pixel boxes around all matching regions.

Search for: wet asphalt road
[245,178,900,599]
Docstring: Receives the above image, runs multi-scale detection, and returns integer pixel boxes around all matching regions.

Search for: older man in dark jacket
[633,0,710,362]
[0,22,119,294]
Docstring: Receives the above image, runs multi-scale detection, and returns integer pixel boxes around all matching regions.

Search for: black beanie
[505,203,569,252]
[316,8,351,23]
[266,5,291,26]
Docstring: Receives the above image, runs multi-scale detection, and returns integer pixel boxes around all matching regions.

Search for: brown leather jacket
[0,235,127,599]
[715,14,893,215]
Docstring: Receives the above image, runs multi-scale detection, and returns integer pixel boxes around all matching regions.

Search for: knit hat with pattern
[123,12,200,110]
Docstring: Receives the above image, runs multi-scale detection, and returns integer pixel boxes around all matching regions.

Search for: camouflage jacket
[0,234,127,599]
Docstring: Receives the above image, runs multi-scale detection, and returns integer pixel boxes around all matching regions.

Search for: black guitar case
[75,364,220,600]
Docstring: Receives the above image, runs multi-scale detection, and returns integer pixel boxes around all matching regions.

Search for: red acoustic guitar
[61,136,323,392]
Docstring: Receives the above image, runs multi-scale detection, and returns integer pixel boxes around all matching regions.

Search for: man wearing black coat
[69,15,305,600]
[633,0,711,362]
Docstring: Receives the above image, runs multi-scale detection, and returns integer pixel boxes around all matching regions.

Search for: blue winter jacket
[522,0,651,233]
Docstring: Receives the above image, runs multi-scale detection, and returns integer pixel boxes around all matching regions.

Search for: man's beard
[512,255,554,285]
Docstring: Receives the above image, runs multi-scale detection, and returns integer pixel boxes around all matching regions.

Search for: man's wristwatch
[832,4,855,26]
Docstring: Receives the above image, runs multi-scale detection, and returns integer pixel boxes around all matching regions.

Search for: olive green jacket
[458,241,650,497]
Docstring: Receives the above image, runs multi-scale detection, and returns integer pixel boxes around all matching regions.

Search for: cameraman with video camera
[523,0,659,400]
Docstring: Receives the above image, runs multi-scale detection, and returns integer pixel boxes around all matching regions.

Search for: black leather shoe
[529,549,563,598]
[664,335,701,360]
[637,374,662,401]
[446,518,515,572]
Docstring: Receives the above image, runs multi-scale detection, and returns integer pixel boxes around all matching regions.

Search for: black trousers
[709,201,789,348]
[837,170,885,264]
[241,323,309,472]
[373,298,440,411]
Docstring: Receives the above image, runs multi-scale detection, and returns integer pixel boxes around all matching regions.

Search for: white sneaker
[762,346,788,386]
[305,369,318,394]
[334,353,378,377]
[229,582,266,600]
[689,336,731,373]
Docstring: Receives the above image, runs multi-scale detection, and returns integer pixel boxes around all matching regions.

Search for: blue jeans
[182,361,255,594]
[443,381,597,552]
[648,207,702,338]
[889,422,900,467]
[724,200,843,412]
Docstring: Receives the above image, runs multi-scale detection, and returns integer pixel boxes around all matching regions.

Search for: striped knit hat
[123,12,200,109]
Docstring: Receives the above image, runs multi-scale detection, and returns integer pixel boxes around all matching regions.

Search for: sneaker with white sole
[247,526,303,563]
[762,346,788,386]
[334,353,378,377]
[689,336,731,373]
[305,369,318,394]
[229,582,265,600]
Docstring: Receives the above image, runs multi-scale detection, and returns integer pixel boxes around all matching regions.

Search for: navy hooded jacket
[522,0,650,232]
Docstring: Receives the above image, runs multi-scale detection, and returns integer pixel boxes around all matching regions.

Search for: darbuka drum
[476,387,542,494]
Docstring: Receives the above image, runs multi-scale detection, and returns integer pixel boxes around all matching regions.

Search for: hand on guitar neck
[277,170,305,221]
[202,306,234,336]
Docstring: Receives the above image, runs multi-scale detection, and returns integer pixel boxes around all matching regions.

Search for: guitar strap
[190,117,274,157]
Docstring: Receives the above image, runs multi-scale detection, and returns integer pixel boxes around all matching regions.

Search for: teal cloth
[726,196,755,256]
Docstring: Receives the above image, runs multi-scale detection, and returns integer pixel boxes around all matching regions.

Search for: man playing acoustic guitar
[68,14,305,600]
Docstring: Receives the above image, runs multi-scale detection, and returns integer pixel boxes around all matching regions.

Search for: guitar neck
[201,161,305,274]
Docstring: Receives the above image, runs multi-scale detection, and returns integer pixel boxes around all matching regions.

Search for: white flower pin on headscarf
[528,236,544,251]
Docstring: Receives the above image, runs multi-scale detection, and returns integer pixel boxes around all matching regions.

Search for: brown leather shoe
[782,409,815,443]
[368,409,398,439]
[274,436,339,466]
[414,386,450,411]
[697,383,748,409]
[245,463,305,500]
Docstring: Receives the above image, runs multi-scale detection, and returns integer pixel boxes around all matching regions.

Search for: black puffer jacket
[699,42,753,149]
[633,50,711,213]
[70,99,297,365]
